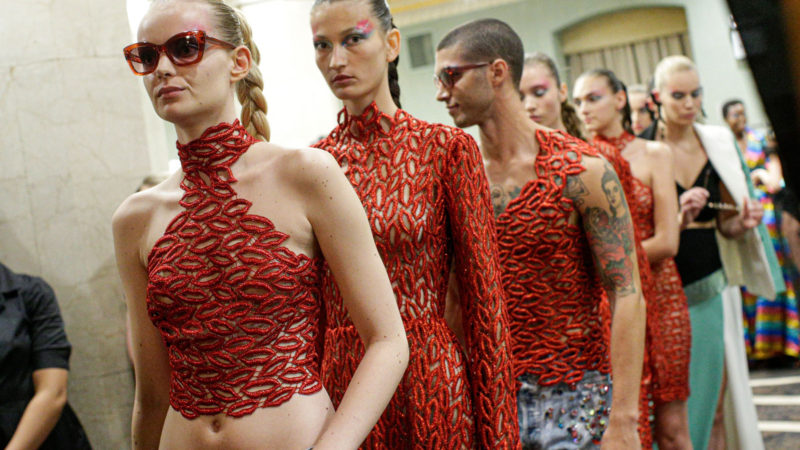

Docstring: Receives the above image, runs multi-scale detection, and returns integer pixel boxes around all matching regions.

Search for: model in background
[652,55,770,450]
[520,52,586,140]
[574,68,691,450]
[436,19,646,449]
[723,99,799,364]
[309,0,519,447]
[114,1,407,448]
[628,84,657,136]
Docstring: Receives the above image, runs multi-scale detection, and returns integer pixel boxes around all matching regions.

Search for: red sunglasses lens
[166,34,202,64]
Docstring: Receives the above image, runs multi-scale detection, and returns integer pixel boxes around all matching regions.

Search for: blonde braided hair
[205,0,271,141]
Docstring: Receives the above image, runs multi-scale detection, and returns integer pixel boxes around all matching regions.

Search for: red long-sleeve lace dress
[313,103,519,449]
[146,121,323,418]
[594,134,691,404]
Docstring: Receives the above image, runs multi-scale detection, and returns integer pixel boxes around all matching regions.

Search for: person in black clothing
[0,262,90,449]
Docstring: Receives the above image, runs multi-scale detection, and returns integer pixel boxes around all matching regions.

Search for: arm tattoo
[579,166,638,297]
[491,184,522,217]
[564,174,588,208]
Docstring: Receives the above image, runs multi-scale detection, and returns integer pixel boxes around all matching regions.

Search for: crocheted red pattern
[593,134,656,447]
[313,103,519,449]
[631,176,691,403]
[146,120,322,419]
[496,130,610,387]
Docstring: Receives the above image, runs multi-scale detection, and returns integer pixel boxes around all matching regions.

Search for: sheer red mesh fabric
[496,130,610,387]
[146,121,322,419]
[593,134,655,447]
[313,103,519,449]
[631,177,691,403]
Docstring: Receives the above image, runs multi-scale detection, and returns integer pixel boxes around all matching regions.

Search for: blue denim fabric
[517,370,611,449]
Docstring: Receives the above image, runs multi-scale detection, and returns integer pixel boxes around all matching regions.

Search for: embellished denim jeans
[516,370,612,449]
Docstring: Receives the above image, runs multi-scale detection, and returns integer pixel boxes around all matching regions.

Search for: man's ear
[488,58,510,87]
[231,46,252,82]
[386,27,400,63]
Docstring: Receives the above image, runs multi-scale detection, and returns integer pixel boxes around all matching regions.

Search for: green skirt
[685,269,727,450]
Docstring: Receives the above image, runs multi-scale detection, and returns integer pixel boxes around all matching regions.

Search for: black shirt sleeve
[21,275,71,371]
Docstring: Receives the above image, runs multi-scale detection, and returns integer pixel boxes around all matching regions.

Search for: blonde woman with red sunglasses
[113,1,407,449]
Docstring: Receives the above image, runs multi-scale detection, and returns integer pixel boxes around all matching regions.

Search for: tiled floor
[750,368,800,449]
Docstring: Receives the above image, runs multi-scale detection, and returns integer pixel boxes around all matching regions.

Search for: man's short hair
[437,18,524,89]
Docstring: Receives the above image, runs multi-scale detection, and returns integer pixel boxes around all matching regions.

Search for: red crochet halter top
[146,121,322,419]
[496,130,609,386]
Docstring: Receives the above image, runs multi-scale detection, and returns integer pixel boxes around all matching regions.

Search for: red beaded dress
[313,103,519,449]
[495,130,611,442]
[592,134,656,447]
[146,121,323,418]
[594,133,691,405]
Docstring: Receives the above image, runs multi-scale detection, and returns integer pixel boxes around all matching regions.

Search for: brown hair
[523,52,585,140]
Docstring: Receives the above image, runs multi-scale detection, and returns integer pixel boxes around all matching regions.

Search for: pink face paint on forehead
[354,19,374,37]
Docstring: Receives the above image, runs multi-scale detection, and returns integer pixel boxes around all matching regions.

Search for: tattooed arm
[566,155,646,450]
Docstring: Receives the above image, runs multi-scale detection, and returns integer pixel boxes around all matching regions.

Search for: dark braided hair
[579,68,633,134]
[313,0,401,108]
[523,52,585,140]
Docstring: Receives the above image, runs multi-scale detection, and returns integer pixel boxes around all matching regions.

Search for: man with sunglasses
[435,19,646,449]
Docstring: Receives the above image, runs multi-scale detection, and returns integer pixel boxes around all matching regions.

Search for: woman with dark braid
[113,1,408,448]
[309,0,519,447]
[573,68,691,450]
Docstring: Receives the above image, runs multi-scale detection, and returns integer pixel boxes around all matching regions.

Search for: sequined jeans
[516,370,612,450]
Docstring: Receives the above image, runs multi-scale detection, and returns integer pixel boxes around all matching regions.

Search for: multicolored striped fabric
[740,127,800,359]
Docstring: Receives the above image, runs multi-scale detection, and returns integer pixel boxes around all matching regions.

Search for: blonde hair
[653,55,697,91]
[179,0,271,141]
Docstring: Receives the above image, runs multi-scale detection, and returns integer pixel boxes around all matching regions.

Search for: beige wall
[0,1,161,447]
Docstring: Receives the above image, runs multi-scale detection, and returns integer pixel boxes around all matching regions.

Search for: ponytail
[560,100,586,141]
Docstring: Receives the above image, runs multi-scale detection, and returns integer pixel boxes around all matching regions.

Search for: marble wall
[0,1,163,447]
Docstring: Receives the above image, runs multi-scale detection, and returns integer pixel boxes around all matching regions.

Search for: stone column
[0,1,162,447]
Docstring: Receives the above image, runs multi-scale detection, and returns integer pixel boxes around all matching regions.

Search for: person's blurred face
[656,69,702,128]
[628,91,654,135]
[520,62,566,129]
[137,1,236,125]
[573,75,625,135]
[434,44,494,128]
[725,102,747,135]
[311,0,396,105]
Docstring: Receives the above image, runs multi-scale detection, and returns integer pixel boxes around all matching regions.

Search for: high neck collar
[593,130,635,152]
[177,120,256,173]
[337,101,406,140]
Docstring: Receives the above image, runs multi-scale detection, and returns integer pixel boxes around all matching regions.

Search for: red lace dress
[146,121,323,418]
[496,130,610,385]
[592,134,657,447]
[313,103,519,449]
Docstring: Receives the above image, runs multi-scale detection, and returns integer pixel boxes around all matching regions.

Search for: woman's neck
[598,119,626,139]
[175,102,239,145]
[660,119,694,143]
[343,84,398,118]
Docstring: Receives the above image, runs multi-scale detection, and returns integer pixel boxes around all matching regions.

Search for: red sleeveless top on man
[313,103,519,449]
[496,130,610,386]
[594,133,691,404]
[146,121,323,419]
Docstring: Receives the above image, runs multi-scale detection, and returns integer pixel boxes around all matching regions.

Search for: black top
[0,262,90,448]
[674,161,724,286]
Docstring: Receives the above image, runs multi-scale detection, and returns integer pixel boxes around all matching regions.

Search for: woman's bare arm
[641,143,680,263]
[112,195,172,449]
[296,148,409,450]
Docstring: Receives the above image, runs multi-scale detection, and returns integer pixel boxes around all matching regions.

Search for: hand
[750,168,768,187]
[739,196,763,230]
[600,420,640,450]
[678,187,709,229]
